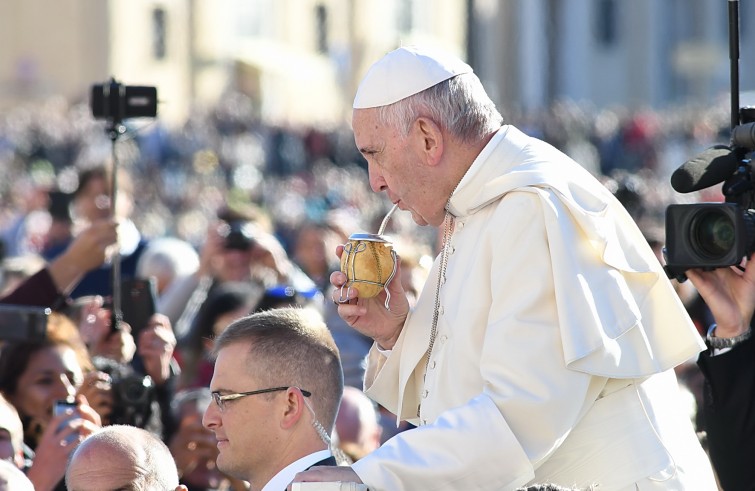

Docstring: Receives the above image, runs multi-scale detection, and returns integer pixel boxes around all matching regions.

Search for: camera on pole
[88,77,158,330]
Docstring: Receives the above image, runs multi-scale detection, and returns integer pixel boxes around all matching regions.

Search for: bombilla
[378,203,399,235]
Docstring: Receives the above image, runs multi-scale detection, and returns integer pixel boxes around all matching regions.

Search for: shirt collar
[261,449,333,491]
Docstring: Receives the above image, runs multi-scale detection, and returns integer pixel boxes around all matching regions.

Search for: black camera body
[218,221,256,251]
[0,304,49,342]
[665,203,755,274]
[664,109,755,281]
[91,78,157,122]
[92,356,155,428]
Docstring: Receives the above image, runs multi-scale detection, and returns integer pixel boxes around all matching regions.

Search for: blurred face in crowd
[203,341,281,485]
[352,107,446,227]
[293,226,329,278]
[74,174,111,222]
[218,248,253,283]
[8,345,82,426]
[173,397,227,489]
[74,172,133,223]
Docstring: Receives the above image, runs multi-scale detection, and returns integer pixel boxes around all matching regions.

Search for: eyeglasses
[211,386,311,411]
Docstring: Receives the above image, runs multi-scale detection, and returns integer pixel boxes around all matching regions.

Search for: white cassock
[351,125,717,491]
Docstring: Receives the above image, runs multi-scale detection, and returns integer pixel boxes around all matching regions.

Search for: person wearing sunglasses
[202,307,344,491]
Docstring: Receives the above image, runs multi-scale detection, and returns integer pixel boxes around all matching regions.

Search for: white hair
[376,72,503,144]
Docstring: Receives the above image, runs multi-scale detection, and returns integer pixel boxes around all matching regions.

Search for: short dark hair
[213,307,343,432]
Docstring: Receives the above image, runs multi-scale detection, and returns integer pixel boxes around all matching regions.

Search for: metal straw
[378,203,399,235]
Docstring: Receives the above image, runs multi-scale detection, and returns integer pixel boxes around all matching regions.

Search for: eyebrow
[359,144,385,157]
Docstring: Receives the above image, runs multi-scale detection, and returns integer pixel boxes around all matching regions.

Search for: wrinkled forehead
[351,108,386,147]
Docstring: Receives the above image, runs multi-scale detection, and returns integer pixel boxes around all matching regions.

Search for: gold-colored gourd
[340,233,397,308]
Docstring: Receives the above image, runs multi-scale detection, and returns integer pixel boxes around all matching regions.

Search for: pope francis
[293,45,717,491]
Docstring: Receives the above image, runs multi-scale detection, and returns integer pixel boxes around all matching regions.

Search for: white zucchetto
[353,45,473,109]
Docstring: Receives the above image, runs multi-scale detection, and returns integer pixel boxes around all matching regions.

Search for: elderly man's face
[352,108,446,227]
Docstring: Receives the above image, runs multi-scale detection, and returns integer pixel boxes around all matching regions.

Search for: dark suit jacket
[307,456,338,469]
[698,332,755,490]
[280,455,338,491]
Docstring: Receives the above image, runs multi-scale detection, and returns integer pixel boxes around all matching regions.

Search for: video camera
[90,78,157,123]
[663,0,755,282]
[664,108,755,281]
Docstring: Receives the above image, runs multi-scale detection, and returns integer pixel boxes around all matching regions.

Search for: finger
[330,270,348,287]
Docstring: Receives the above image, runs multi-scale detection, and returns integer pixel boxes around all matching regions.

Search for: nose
[202,401,220,430]
[367,162,387,193]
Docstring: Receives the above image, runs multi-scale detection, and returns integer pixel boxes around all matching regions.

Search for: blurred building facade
[469,0,755,114]
[0,0,752,127]
[0,0,465,127]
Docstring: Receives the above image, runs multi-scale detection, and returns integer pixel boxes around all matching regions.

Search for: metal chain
[418,206,454,418]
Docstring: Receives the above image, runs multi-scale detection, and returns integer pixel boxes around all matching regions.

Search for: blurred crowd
[0,90,737,489]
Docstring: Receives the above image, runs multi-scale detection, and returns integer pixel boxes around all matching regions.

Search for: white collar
[261,449,332,491]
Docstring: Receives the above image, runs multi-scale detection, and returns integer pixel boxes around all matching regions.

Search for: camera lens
[692,209,736,259]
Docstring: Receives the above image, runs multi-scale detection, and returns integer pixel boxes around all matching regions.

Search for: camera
[664,107,755,281]
[92,356,155,428]
[91,78,158,122]
[0,304,49,342]
[53,399,77,417]
[218,221,256,251]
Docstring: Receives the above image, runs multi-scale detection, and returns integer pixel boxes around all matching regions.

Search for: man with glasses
[202,307,344,491]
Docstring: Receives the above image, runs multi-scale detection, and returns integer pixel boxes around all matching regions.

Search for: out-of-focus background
[0,3,752,487]
[1,0,754,279]
[2,0,754,126]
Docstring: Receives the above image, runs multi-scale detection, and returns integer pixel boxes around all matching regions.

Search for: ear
[280,388,305,430]
[176,485,189,491]
[413,117,444,167]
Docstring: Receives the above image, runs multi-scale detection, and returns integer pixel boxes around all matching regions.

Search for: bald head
[335,387,382,461]
[66,425,184,491]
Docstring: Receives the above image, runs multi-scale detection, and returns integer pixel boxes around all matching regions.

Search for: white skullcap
[353,45,473,109]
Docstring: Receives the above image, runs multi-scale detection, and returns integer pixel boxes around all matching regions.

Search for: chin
[410,211,429,227]
[214,456,238,481]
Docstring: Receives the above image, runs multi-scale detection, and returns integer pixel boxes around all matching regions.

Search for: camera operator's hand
[686,254,755,338]
[26,395,101,491]
[80,301,138,364]
[78,296,109,346]
[49,218,118,294]
[138,313,176,386]
[76,370,114,425]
